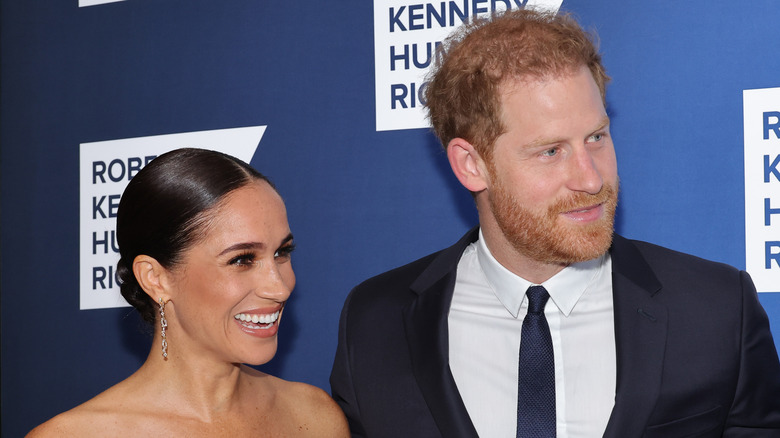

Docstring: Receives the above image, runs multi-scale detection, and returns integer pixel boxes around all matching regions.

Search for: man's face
[484,66,619,266]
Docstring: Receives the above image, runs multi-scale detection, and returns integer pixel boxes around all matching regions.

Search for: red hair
[425,9,609,162]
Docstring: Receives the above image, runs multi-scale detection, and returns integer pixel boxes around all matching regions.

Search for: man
[331,9,780,437]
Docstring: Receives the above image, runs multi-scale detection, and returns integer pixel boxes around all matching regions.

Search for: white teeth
[234,311,280,328]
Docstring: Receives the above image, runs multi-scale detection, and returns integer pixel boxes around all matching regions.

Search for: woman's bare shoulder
[26,397,119,437]
[26,377,155,437]
[279,380,350,437]
[243,367,349,437]
[26,411,78,438]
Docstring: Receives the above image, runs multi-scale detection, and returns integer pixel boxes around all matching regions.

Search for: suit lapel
[399,231,667,437]
[603,235,668,438]
[403,228,480,438]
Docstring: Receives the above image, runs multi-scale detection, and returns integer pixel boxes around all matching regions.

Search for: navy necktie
[517,285,556,437]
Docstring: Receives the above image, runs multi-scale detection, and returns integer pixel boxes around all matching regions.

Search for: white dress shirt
[448,230,616,437]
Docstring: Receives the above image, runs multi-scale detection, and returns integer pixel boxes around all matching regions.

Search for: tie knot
[525,286,550,314]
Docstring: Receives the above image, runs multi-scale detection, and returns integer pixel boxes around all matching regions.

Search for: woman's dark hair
[116,148,274,325]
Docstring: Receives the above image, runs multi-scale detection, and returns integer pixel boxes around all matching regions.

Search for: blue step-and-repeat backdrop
[2,1,780,435]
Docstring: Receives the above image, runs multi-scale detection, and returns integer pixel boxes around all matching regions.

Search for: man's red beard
[488,179,619,266]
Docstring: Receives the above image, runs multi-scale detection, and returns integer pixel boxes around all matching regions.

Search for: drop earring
[159,298,168,359]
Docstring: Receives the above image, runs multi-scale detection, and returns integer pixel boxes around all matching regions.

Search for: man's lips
[560,203,604,222]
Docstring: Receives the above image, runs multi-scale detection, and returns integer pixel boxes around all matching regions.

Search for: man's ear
[132,255,171,303]
[447,137,489,193]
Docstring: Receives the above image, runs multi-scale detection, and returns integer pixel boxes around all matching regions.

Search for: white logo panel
[744,87,780,293]
[79,0,125,7]
[79,126,266,310]
[373,0,563,132]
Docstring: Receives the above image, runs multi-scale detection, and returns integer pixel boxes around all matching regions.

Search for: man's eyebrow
[523,135,566,150]
[593,115,611,131]
[522,115,611,149]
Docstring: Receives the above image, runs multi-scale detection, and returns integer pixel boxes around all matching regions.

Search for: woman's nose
[254,262,294,301]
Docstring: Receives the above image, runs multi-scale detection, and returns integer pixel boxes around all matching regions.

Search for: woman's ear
[132,255,171,303]
[447,138,489,193]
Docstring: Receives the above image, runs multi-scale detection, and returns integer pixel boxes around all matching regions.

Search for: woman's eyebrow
[219,242,265,256]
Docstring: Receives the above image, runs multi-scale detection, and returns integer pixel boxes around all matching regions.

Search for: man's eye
[541,148,558,157]
[588,133,604,143]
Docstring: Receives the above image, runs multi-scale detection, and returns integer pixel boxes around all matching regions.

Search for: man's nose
[568,146,604,194]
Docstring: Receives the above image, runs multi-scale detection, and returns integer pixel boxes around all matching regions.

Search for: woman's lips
[233,306,284,338]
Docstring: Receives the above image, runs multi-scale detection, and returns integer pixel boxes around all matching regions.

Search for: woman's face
[165,180,295,366]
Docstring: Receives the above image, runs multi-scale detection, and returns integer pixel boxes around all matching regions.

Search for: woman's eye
[274,244,296,262]
[229,253,256,267]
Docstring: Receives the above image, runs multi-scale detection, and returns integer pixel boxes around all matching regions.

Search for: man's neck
[479,223,568,284]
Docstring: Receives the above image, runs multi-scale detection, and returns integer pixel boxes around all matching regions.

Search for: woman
[29,148,349,437]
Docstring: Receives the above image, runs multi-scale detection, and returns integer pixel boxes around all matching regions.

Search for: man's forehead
[499,66,588,96]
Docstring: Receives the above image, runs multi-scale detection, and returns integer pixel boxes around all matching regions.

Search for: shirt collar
[476,229,609,318]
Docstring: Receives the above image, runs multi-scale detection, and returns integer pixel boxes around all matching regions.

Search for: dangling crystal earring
[159,298,168,359]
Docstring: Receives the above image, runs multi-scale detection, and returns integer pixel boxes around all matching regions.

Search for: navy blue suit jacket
[330,228,780,437]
